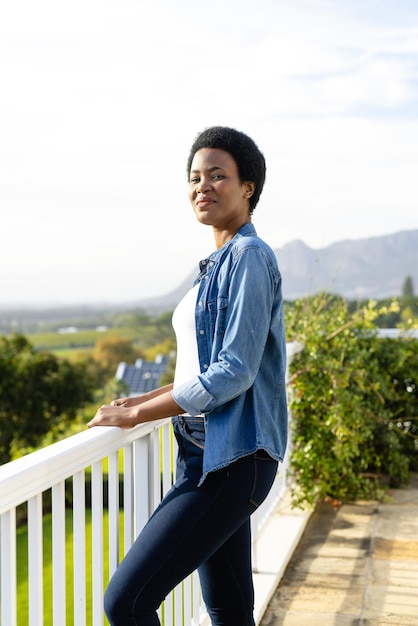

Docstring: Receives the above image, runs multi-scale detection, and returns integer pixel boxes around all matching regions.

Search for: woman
[88,126,288,626]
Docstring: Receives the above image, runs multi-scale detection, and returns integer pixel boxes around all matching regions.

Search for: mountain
[276,229,418,300]
[140,229,418,309]
[1,231,416,328]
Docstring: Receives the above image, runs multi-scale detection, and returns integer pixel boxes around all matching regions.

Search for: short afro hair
[187,126,266,214]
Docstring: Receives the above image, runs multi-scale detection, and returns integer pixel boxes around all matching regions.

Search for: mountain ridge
[1,230,416,320]
[276,228,418,300]
[139,229,418,310]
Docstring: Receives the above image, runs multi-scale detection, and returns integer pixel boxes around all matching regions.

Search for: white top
[172,284,200,388]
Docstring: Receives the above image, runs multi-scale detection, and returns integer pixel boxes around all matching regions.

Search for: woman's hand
[110,385,175,410]
[87,386,183,430]
[87,404,138,429]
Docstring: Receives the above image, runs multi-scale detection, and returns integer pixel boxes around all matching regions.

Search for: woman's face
[188,148,255,235]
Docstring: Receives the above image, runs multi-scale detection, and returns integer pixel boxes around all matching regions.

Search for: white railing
[0,344,300,626]
[0,420,291,626]
[0,418,207,626]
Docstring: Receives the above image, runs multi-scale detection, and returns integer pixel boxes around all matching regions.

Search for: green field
[28,328,137,352]
[16,508,120,625]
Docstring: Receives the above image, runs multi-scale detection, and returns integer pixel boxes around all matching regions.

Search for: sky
[1,0,417,306]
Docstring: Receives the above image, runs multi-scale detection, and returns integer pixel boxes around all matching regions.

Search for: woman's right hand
[88,385,183,430]
[88,404,138,429]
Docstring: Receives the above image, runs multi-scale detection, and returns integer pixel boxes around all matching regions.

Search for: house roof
[116,355,170,395]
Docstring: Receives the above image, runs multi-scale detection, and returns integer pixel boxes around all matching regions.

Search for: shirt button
[199,301,203,307]
[199,329,205,335]
[205,276,209,280]
[204,364,208,369]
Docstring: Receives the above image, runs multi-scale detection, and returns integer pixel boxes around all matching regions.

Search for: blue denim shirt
[171,223,288,484]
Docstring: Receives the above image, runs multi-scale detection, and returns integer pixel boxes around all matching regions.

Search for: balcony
[0,343,310,625]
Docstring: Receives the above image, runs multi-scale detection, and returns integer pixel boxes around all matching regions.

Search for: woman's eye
[190,177,200,184]
[212,174,224,180]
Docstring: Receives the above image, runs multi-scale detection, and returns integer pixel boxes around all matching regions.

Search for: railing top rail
[0,418,170,515]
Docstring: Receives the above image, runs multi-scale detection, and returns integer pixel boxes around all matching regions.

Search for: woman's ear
[244,182,256,198]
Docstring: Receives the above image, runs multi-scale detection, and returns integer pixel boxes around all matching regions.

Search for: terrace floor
[260,474,418,626]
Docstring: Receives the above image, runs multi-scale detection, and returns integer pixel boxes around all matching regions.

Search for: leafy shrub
[285,294,418,508]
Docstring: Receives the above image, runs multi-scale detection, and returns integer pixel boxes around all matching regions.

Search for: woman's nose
[196,177,211,193]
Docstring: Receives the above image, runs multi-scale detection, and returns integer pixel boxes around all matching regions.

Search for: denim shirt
[171,223,288,484]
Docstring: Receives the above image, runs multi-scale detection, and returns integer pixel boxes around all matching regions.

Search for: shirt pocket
[208,295,228,337]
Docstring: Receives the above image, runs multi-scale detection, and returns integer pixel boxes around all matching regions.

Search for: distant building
[377,328,418,339]
[116,354,170,396]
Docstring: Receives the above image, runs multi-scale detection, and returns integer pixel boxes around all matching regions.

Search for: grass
[16,507,123,625]
[49,347,85,360]
[27,328,137,352]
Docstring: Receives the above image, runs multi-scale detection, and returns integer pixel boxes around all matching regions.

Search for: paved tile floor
[260,474,418,626]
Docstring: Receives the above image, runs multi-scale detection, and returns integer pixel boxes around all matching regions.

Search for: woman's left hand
[87,404,137,429]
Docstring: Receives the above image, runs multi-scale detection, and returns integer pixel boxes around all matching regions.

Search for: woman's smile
[196,195,216,208]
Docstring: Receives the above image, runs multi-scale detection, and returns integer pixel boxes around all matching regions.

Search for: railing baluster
[192,570,199,626]
[163,590,172,625]
[108,451,120,578]
[183,576,192,626]
[134,437,150,535]
[123,443,134,554]
[28,494,43,626]
[73,470,86,626]
[0,509,17,626]
[91,461,104,626]
[151,429,160,509]
[174,582,182,624]
[162,422,172,497]
[52,481,66,626]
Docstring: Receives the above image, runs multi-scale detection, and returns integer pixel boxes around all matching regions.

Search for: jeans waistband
[172,414,206,451]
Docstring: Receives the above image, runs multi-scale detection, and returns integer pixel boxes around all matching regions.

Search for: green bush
[286,294,418,508]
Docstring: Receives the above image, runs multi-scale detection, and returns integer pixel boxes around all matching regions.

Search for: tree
[400,276,418,322]
[402,276,415,298]
[92,336,144,381]
[0,334,95,464]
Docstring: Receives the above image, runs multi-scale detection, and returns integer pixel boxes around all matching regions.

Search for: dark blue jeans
[104,416,278,625]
